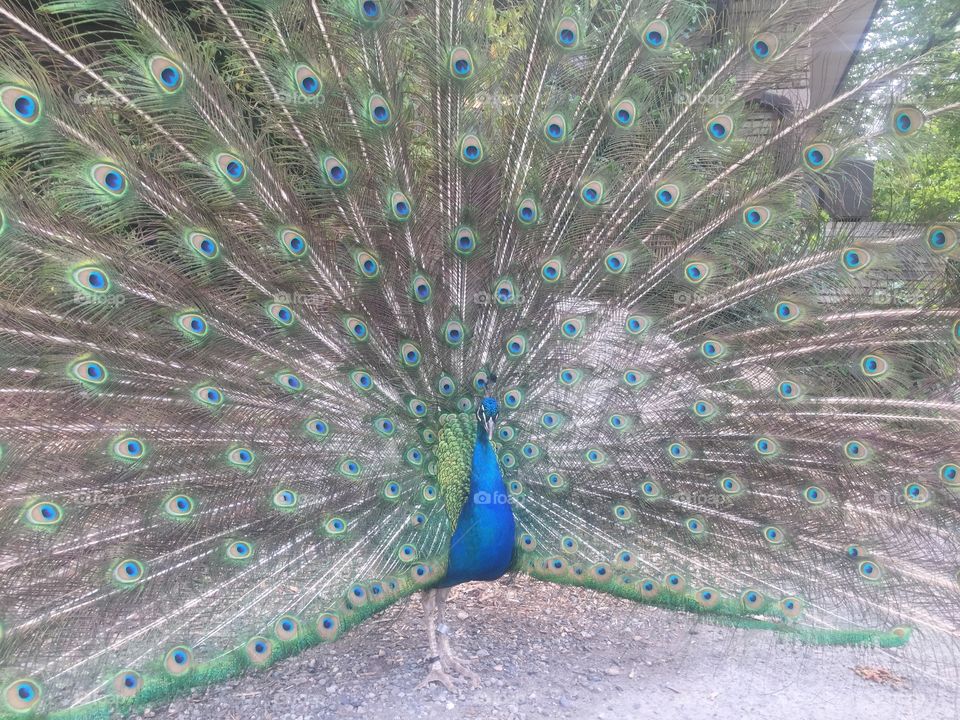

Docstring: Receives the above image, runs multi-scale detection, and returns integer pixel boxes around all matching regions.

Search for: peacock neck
[436,422,516,587]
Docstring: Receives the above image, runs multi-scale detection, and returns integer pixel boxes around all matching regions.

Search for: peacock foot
[417,658,458,692]
[439,650,481,689]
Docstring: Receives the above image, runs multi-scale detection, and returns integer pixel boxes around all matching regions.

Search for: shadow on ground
[134,575,959,719]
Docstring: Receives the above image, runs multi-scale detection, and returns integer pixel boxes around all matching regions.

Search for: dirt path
[137,576,959,719]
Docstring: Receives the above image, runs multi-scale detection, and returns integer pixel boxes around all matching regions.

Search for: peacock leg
[435,587,481,688]
[416,588,458,692]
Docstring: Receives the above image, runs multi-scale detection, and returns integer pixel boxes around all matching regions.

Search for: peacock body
[0,0,957,714]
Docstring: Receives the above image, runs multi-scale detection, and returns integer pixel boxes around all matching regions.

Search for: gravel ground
[135,575,959,720]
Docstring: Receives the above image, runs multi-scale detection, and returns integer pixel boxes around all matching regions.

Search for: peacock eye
[777,380,800,399]
[903,482,930,504]
[113,436,145,460]
[275,616,299,641]
[555,17,580,48]
[452,226,477,255]
[544,113,567,143]
[374,417,395,436]
[368,93,391,125]
[323,155,349,186]
[276,372,302,391]
[215,152,246,182]
[775,300,800,323]
[754,437,778,456]
[940,463,959,485]
[719,476,743,495]
[176,312,208,338]
[408,397,427,416]
[5,679,42,711]
[26,501,63,526]
[267,302,295,326]
[763,525,784,544]
[667,442,690,460]
[449,47,474,79]
[743,205,771,229]
[516,198,539,225]
[410,273,432,303]
[843,439,869,461]
[1,85,41,124]
[294,64,322,97]
[655,183,680,208]
[164,494,195,517]
[91,163,128,196]
[505,333,527,358]
[750,33,779,61]
[890,106,923,137]
[164,646,193,675]
[226,540,254,560]
[325,517,347,534]
[558,367,582,386]
[541,258,564,282]
[389,191,412,220]
[71,359,108,385]
[643,20,669,49]
[684,261,709,284]
[857,560,881,580]
[187,231,219,259]
[279,228,308,257]
[741,590,765,610]
[395,341,420,368]
[114,670,143,697]
[195,385,224,406]
[338,458,361,477]
[804,486,827,505]
[443,319,465,346]
[113,559,145,584]
[691,400,716,418]
[149,55,184,92]
[438,374,456,396]
[350,370,373,391]
[803,143,834,171]
[502,388,523,409]
[611,99,636,128]
[926,225,956,253]
[700,339,726,358]
[358,0,381,20]
[841,247,871,272]
[580,180,604,206]
[706,114,733,142]
[246,637,272,664]
[560,317,584,339]
[860,353,888,378]
[605,251,629,275]
[72,266,111,294]
[227,447,255,466]
[460,134,483,164]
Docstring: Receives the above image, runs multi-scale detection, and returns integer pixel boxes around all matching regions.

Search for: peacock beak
[484,416,495,441]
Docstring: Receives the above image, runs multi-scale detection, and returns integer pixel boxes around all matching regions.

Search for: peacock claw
[417,659,458,692]
[447,658,481,689]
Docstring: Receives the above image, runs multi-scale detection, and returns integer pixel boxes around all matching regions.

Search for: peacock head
[476,396,499,440]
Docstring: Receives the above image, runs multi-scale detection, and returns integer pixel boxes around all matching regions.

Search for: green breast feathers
[437,413,475,529]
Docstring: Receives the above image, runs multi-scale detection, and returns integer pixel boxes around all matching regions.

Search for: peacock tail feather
[0,0,957,715]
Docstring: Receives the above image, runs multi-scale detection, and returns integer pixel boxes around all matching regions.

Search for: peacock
[0,0,958,714]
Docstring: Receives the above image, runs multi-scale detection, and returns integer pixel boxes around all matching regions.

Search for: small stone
[605,666,621,676]
[446,702,455,710]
